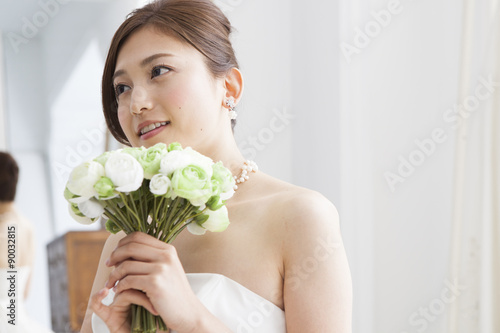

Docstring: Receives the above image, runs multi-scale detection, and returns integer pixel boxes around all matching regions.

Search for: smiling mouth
[139,121,170,136]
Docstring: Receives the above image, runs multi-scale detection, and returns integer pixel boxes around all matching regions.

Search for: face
[113,26,228,151]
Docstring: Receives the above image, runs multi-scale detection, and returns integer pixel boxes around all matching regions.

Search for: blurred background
[0,0,498,332]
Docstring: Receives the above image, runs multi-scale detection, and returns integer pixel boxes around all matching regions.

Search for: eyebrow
[112,53,175,82]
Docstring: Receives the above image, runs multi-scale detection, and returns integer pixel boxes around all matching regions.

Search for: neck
[197,133,248,177]
[0,202,14,214]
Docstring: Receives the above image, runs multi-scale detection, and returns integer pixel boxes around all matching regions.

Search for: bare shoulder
[252,175,352,331]
[252,172,340,232]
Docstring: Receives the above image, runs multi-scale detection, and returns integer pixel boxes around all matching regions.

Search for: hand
[90,286,158,333]
[104,232,205,333]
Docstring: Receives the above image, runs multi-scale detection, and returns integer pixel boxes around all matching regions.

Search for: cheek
[117,108,133,135]
[161,81,192,110]
[163,75,216,112]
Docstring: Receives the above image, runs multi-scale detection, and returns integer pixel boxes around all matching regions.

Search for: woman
[82,0,352,332]
[0,152,54,333]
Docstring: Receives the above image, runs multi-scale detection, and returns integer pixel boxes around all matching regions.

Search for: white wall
[226,0,294,182]
[4,37,48,152]
[290,0,341,205]
[339,0,463,332]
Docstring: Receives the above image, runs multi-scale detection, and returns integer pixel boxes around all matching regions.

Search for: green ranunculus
[94,151,111,166]
[167,142,183,152]
[171,165,213,207]
[94,176,115,198]
[139,143,168,179]
[211,161,235,199]
[122,146,146,160]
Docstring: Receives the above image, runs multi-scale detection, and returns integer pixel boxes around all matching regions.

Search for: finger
[107,242,158,266]
[113,289,159,316]
[106,260,155,289]
[113,275,160,297]
[107,241,177,267]
[117,232,168,250]
[90,288,113,322]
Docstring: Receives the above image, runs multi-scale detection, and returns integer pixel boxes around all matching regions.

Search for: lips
[137,121,170,136]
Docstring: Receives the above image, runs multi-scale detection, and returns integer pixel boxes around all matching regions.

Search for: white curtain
[448,0,500,332]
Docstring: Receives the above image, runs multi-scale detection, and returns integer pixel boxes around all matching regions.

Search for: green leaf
[206,195,223,211]
[194,213,209,225]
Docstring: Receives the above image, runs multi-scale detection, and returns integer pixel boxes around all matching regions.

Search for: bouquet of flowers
[63,142,235,333]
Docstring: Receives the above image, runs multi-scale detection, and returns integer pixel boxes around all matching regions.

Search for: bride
[81,0,352,332]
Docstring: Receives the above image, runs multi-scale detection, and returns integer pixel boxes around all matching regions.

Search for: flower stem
[119,192,142,231]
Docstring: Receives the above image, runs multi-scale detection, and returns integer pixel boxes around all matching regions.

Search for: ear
[222,67,244,105]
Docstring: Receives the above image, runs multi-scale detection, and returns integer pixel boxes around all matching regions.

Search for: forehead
[115,26,200,70]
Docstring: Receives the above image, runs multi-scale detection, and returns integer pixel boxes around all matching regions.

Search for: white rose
[160,147,213,178]
[67,161,105,198]
[149,174,171,196]
[105,152,144,193]
[187,206,230,235]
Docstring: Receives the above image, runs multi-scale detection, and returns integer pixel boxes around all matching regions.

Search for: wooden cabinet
[47,230,108,332]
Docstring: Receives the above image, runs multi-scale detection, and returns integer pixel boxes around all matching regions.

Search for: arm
[81,231,126,333]
[23,220,35,300]
[282,193,352,332]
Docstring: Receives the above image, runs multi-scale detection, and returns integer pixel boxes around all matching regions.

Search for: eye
[151,65,171,79]
[114,84,130,97]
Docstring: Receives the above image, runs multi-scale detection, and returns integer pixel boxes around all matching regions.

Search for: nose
[130,86,153,115]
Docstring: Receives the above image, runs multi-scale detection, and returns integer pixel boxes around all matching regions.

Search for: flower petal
[187,222,207,235]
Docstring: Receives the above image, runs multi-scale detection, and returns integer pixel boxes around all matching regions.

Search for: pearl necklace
[233,160,258,190]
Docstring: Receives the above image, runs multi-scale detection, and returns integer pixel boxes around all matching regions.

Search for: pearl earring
[226,98,237,120]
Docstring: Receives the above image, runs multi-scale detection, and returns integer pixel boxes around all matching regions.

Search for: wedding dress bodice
[92,273,286,332]
[0,266,54,333]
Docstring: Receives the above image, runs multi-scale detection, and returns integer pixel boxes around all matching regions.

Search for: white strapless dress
[0,267,55,333]
[92,273,286,332]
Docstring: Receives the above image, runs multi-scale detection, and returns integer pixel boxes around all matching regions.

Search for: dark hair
[102,0,240,146]
[0,152,19,202]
